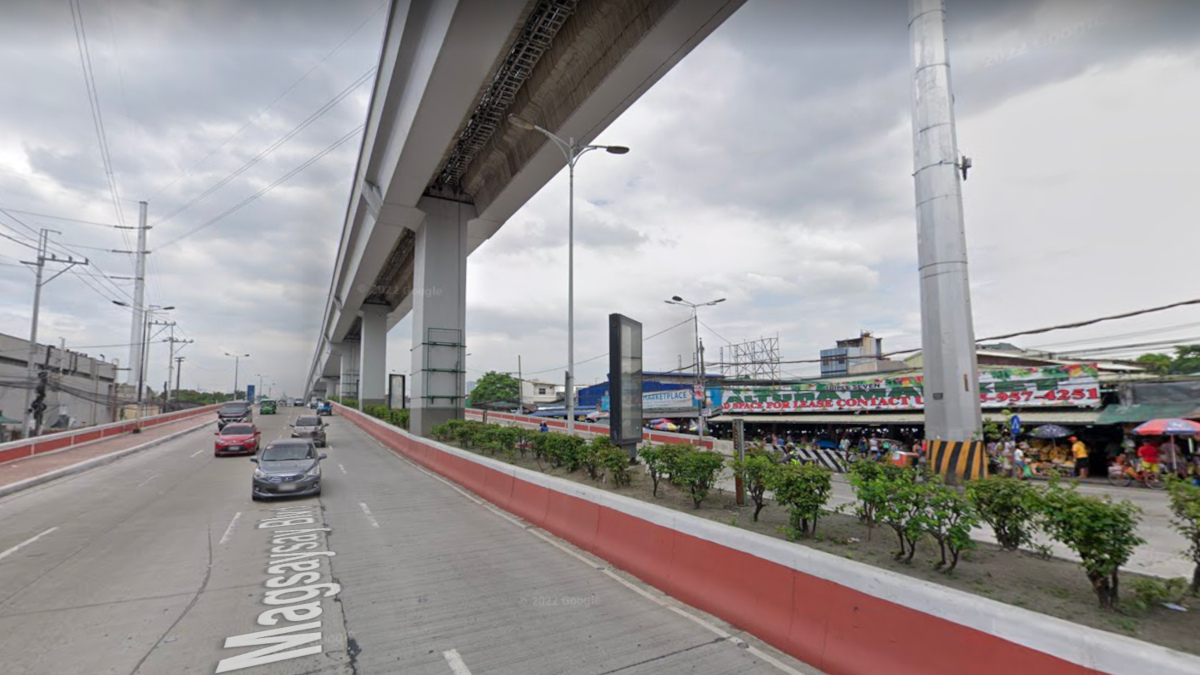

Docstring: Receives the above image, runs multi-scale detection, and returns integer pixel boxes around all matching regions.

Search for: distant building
[0,332,120,436]
[520,379,558,405]
[820,331,905,377]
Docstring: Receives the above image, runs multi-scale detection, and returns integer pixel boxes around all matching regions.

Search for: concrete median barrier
[336,403,1200,675]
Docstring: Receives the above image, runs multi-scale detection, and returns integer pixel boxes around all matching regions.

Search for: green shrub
[770,462,833,538]
[847,460,890,532]
[1039,483,1143,609]
[729,453,778,522]
[876,468,925,562]
[923,479,979,572]
[600,444,632,488]
[1165,477,1200,595]
[966,476,1042,552]
[580,437,608,482]
[1127,576,1190,614]
[638,446,666,497]
[676,449,726,509]
[660,444,690,486]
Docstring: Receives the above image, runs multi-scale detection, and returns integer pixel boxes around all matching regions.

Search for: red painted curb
[336,405,1189,675]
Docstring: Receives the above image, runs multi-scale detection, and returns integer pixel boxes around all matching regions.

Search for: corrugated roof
[1096,403,1200,424]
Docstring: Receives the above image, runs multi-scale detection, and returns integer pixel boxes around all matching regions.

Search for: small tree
[771,462,833,538]
[1039,484,1143,609]
[966,476,1042,551]
[580,436,610,482]
[601,445,632,487]
[639,446,666,497]
[923,480,979,572]
[469,371,520,405]
[660,444,690,486]
[729,452,778,522]
[1165,477,1200,595]
[847,460,895,535]
[877,469,925,562]
[676,449,726,509]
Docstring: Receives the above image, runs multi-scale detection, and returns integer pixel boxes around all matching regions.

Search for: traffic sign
[1010,415,1022,440]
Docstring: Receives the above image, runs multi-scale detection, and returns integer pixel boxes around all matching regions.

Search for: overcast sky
[1,0,1198,399]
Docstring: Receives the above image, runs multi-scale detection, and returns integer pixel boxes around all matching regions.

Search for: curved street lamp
[509,114,629,434]
[224,352,249,399]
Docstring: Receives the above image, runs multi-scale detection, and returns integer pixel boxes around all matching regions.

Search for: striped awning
[709,409,1102,426]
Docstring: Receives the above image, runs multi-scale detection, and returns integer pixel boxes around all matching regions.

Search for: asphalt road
[0,408,819,675]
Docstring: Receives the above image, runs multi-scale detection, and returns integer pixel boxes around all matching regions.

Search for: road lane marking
[190,448,206,457]
[443,649,473,675]
[219,512,242,545]
[137,473,159,487]
[337,464,347,475]
[358,502,379,528]
[0,527,58,562]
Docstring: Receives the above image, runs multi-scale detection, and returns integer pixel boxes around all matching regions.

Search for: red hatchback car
[214,423,261,456]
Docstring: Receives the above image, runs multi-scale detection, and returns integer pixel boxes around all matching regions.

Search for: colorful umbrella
[649,419,679,432]
[1029,424,1072,439]
[1132,418,1200,436]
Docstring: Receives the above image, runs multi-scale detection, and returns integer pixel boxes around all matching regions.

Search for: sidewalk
[0,415,211,493]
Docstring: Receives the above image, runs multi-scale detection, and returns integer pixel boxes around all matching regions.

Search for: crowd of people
[985,435,1200,484]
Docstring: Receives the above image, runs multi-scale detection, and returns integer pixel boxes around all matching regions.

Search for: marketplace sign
[601,388,696,412]
[719,364,1102,413]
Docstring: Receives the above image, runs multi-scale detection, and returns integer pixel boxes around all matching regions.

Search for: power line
[0,208,119,228]
[152,67,376,228]
[146,1,387,202]
[522,316,695,377]
[157,124,365,249]
[68,0,126,230]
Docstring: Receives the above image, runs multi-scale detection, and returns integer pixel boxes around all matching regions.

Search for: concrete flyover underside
[308,0,748,430]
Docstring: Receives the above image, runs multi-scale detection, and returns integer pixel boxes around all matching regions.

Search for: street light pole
[224,352,249,399]
[508,114,629,436]
[665,296,725,443]
[114,302,173,423]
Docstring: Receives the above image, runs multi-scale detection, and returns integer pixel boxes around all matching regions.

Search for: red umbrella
[1132,418,1200,436]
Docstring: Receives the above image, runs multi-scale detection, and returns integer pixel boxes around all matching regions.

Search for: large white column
[358,305,388,408]
[338,341,360,401]
[410,196,472,436]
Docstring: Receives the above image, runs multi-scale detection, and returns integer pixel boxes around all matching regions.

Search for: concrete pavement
[0,406,820,674]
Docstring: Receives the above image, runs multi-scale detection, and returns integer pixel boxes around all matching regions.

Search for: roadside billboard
[720,364,1101,414]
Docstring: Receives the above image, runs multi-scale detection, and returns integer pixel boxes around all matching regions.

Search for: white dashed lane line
[218,512,241,545]
[137,473,159,487]
[443,649,473,675]
[338,463,347,475]
[358,502,380,528]
[0,527,58,562]
[189,448,206,458]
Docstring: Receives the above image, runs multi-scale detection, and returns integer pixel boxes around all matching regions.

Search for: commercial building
[0,332,120,439]
[820,331,906,377]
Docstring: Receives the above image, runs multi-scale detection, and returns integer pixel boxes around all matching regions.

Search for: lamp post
[224,352,249,399]
[113,301,174,418]
[508,114,628,436]
[255,373,265,402]
[664,295,725,443]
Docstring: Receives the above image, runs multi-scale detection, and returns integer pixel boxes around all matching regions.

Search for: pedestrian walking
[1014,442,1029,480]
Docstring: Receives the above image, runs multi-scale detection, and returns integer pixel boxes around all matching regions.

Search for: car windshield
[261,444,314,461]
[222,425,254,435]
[297,416,320,427]
[220,403,248,412]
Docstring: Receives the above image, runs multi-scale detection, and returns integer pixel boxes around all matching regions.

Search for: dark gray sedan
[291,415,328,447]
[251,440,326,500]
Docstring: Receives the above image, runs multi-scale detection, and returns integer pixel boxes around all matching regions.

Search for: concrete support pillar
[358,304,389,409]
[321,377,337,398]
[411,197,472,437]
[338,341,360,401]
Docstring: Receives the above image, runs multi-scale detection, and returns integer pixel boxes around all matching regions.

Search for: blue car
[316,401,333,416]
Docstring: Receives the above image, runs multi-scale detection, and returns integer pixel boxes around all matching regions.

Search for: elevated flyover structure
[307,0,746,435]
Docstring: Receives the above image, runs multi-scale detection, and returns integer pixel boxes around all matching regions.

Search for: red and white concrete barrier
[465,408,725,452]
[341,403,1199,675]
[0,404,221,467]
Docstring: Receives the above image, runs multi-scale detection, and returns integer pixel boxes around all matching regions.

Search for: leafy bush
[847,460,890,533]
[638,446,666,497]
[659,444,690,486]
[922,480,979,572]
[580,437,608,482]
[600,445,631,488]
[1165,477,1200,594]
[1127,576,1190,614]
[729,452,778,521]
[364,405,410,430]
[770,462,833,538]
[876,469,925,562]
[966,476,1042,552]
[675,449,726,509]
[1039,484,1143,609]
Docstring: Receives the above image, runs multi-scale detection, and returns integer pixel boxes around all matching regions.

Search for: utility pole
[121,202,149,388]
[21,229,87,437]
[164,329,192,403]
[517,355,523,413]
[908,0,981,441]
[174,356,185,402]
